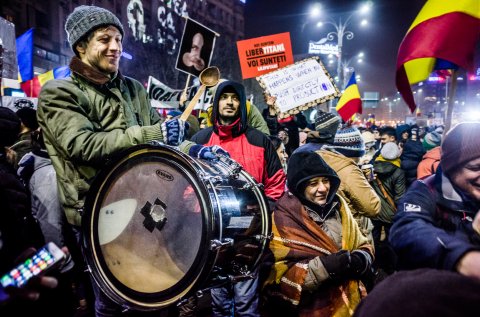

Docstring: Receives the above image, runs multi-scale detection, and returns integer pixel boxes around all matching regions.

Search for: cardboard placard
[175,18,217,77]
[257,57,340,118]
[236,32,293,79]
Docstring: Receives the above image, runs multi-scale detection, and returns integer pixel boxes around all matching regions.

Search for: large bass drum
[83,144,271,311]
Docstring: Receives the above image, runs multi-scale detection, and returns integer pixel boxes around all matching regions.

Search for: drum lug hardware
[241,183,254,190]
[210,238,234,250]
[201,173,223,185]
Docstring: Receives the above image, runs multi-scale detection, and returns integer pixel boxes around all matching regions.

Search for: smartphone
[0,242,66,289]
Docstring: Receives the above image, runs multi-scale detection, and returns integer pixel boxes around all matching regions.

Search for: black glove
[348,250,372,279]
[319,250,351,280]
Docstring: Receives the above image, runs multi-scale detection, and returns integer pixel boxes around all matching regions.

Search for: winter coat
[317,149,381,220]
[371,159,406,223]
[37,57,163,226]
[17,151,75,272]
[0,154,43,275]
[400,140,425,187]
[389,168,480,271]
[417,146,441,179]
[317,149,381,239]
[191,81,286,201]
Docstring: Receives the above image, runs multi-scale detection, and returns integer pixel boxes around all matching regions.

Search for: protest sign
[147,76,213,110]
[257,57,340,118]
[176,18,217,77]
[236,32,293,79]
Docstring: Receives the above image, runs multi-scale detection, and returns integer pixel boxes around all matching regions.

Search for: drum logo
[156,169,174,181]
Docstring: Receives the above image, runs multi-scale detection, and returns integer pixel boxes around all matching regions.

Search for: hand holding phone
[0,242,65,303]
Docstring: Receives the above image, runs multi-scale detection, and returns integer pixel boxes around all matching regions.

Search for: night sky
[244,0,426,97]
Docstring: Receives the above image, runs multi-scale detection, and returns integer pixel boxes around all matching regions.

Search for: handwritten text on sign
[258,58,339,115]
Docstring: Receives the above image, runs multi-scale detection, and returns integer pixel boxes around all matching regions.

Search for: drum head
[84,145,213,310]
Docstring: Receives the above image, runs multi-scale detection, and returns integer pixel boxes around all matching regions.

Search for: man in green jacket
[36,5,195,316]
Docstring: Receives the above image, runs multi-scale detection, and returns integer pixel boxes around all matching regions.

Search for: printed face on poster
[175,18,216,77]
[236,32,294,79]
[257,57,340,118]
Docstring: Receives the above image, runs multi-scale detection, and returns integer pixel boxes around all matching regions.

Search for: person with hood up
[264,151,374,317]
[189,80,286,317]
[190,80,286,202]
[315,126,381,245]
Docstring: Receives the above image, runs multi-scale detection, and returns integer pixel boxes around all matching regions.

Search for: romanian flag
[20,66,71,97]
[336,72,362,122]
[396,0,480,113]
[16,28,34,82]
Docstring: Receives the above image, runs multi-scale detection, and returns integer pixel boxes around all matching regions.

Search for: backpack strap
[375,178,397,211]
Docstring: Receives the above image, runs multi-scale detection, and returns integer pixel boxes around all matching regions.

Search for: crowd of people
[2,4,480,317]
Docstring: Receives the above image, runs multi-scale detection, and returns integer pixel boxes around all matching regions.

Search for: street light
[314,2,372,88]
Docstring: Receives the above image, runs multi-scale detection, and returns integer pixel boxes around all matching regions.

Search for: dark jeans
[211,275,260,317]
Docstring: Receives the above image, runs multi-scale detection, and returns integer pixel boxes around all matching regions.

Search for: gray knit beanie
[314,111,341,143]
[65,5,124,53]
[381,142,401,160]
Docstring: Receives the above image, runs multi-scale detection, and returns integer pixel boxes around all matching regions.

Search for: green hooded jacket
[37,57,164,226]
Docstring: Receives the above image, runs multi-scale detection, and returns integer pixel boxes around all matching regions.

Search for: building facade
[1,0,246,88]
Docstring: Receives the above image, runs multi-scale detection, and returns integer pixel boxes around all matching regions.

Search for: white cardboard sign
[257,57,340,118]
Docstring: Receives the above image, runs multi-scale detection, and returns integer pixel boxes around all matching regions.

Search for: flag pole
[444,70,458,133]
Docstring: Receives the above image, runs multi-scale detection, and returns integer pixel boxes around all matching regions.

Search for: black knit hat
[0,107,21,148]
[16,107,38,131]
[287,151,340,211]
[65,5,124,53]
[441,122,480,175]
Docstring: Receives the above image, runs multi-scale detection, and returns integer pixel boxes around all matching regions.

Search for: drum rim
[83,144,218,310]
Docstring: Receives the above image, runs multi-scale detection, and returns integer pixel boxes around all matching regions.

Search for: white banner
[1,96,38,111]
[257,57,340,118]
[147,76,213,110]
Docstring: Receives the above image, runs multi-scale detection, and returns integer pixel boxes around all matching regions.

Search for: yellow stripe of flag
[408,0,480,32]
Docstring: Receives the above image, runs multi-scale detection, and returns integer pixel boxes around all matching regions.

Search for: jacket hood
[401,139,426,161]
[287,151,340,212]
[211,80,247,137]
[17,151,51,183]
[423,146,441,160]
[373,160,397,177]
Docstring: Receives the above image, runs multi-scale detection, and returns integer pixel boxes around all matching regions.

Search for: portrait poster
[236,32,293,79]
[257,57,340,118]
[175,18,217,77]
